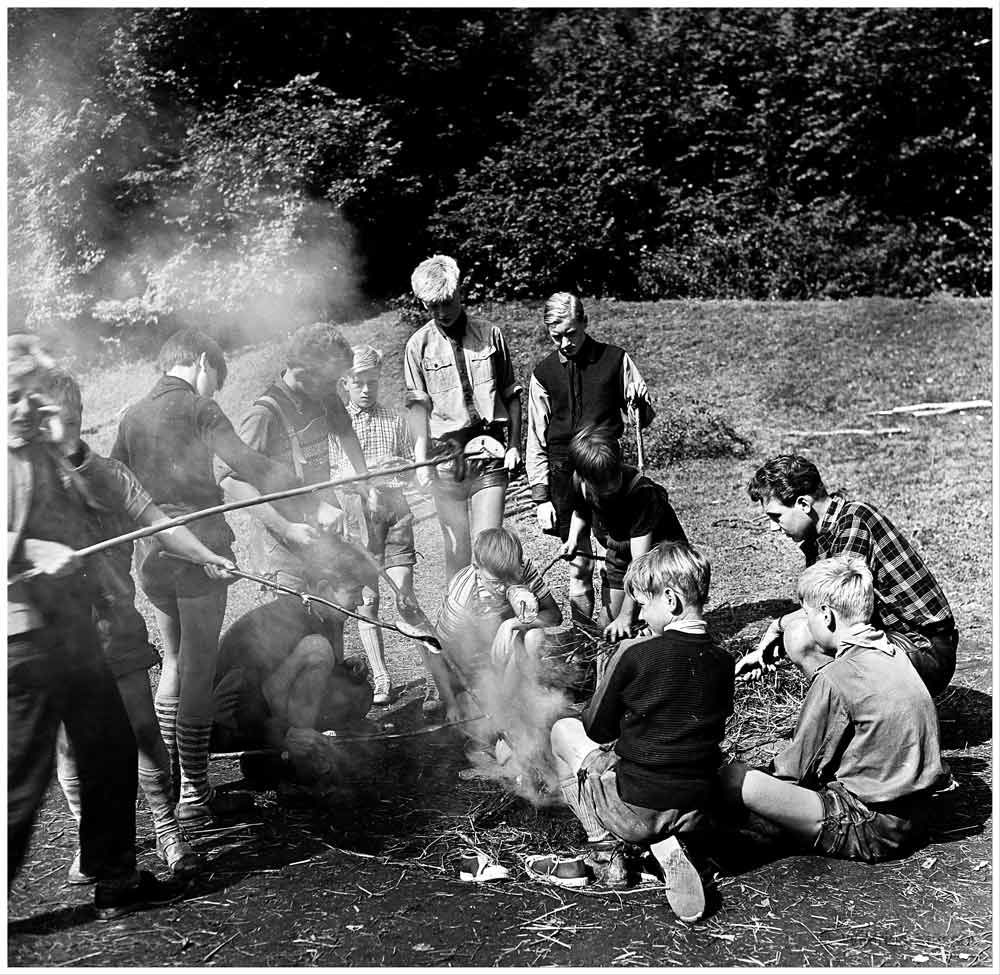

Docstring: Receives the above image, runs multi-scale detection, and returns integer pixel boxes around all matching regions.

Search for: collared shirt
[526,336,653,501]
[771,641,945,804]
[403,314,522,439]
[330,402,412,482]
[813,492,953,635]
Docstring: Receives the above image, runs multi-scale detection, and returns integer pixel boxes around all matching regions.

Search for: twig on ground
[201,932,238,964]
[870,399,991,417]
[784,427,909,437]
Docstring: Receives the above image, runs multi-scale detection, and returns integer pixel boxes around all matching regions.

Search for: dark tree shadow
[935,685,992,749]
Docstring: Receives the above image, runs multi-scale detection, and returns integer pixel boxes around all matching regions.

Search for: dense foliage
[7,7,991,344]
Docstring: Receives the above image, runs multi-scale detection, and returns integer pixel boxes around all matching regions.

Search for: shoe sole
[649,836,705,923]
[66,874,96,886]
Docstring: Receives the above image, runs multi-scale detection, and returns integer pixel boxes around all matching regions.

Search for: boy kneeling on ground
[528,542,734,924]
[720,555,948,863]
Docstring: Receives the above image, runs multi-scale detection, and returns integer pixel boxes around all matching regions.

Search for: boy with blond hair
[721,555,948,863]
[529,542,733,923]
[404,255,523,580]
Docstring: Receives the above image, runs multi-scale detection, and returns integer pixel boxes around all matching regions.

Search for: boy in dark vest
[526,293,655,624]
[221,323,376,593]
[561,425,688,642]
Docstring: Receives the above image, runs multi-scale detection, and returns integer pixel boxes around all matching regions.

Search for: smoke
[8,10,368,360]
[451,622,586,807]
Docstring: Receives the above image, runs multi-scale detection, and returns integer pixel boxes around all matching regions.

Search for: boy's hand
[734,620,785,681]
[315,501,345,535]
[414,465,433,490]
[22,539,79,578]
[490,618,523,665]
[602,614,633,643]
[503,446,522,473]
[285,522,320,549]
[558,538,576,560]
[203,556,237,582]
[536,501,557,532]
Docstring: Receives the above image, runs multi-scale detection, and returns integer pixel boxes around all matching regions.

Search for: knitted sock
[138,761,183,846]
[154,695,180,795]
[559,773,612,843]
[358,622,390,683]
[176,720,213,807]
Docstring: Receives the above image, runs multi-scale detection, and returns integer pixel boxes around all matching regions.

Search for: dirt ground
[6,489,994,970]
[6,298,994,969]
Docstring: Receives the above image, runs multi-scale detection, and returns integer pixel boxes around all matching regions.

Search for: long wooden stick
[8,447,460,586]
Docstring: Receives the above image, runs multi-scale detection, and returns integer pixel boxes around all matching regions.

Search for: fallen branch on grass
[785,427,909,437]
[870,399,991,417]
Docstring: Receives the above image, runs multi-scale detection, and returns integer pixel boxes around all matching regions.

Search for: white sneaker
[372,675,394,706]
[649,834,705,923]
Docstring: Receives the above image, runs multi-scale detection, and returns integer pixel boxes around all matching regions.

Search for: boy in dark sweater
[531,542,734,923]
[112,328,295,826]
[561,424,687,642]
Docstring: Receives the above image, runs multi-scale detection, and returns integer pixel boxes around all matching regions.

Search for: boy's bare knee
[294,635,336,669]
[550,716,582,754]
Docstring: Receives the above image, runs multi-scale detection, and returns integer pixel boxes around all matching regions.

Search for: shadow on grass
[707,598,799,648]
[935,685,992,750]
[927,755,992,844]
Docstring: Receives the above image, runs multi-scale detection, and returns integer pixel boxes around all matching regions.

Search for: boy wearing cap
[332,345,444,711]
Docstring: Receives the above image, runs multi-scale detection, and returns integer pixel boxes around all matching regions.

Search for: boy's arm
[770,674,849,787]
[735,607,807,680]
[603,532,654,642]
[581,641,631,743]
[525,375,554,523]
[560,508,591,559]
[621,352,655,428]
[403,337,434,489]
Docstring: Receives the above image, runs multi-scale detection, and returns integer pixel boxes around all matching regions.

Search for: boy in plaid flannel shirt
[330,345,444,713]
[735,454,958,696]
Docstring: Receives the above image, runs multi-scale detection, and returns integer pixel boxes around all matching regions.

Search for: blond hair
[543,292,587,330]
[472,527,524,583]
[624,541,711,609]
[797,555,874,625]
[411,254,460,304]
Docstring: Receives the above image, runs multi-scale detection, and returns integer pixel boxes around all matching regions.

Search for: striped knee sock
[154,695,180,793]
[559,774,612,844]
[358,622,389,682]
[176,720,213,807]
[138,762,183,846]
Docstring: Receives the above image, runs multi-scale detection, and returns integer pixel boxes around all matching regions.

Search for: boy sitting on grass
[735,455,958,696]
[720,555,948,863]
[435,527,562,761]
[528,542,733,924]
[561,424,688,642]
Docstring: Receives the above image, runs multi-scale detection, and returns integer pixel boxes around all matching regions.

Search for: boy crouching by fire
[526,542,733,924]
[434,527,563,775]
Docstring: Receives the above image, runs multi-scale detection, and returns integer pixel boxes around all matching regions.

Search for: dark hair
[287,323,353,374]
[568,424,621,485]
[304,535,378,592]
[156,328,228,389]
[747,455,826,506]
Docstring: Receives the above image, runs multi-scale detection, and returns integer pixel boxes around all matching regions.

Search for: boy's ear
[820,604,836,631]
[794,494,816,513]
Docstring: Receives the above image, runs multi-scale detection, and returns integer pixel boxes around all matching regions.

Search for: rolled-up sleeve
[526,374,551,502]
[493,328,522,401]
[403,332,431,410]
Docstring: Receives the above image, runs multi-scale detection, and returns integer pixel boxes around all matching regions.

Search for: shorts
[814,781,930,863]
[366,489,416,570]
[136,514,235,606]
[97,605,160,680]
[886,623,958,698]
[432,457,508,502]
[575,746,707,845]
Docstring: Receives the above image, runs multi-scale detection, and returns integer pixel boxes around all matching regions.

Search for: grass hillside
[12,296,992,968]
